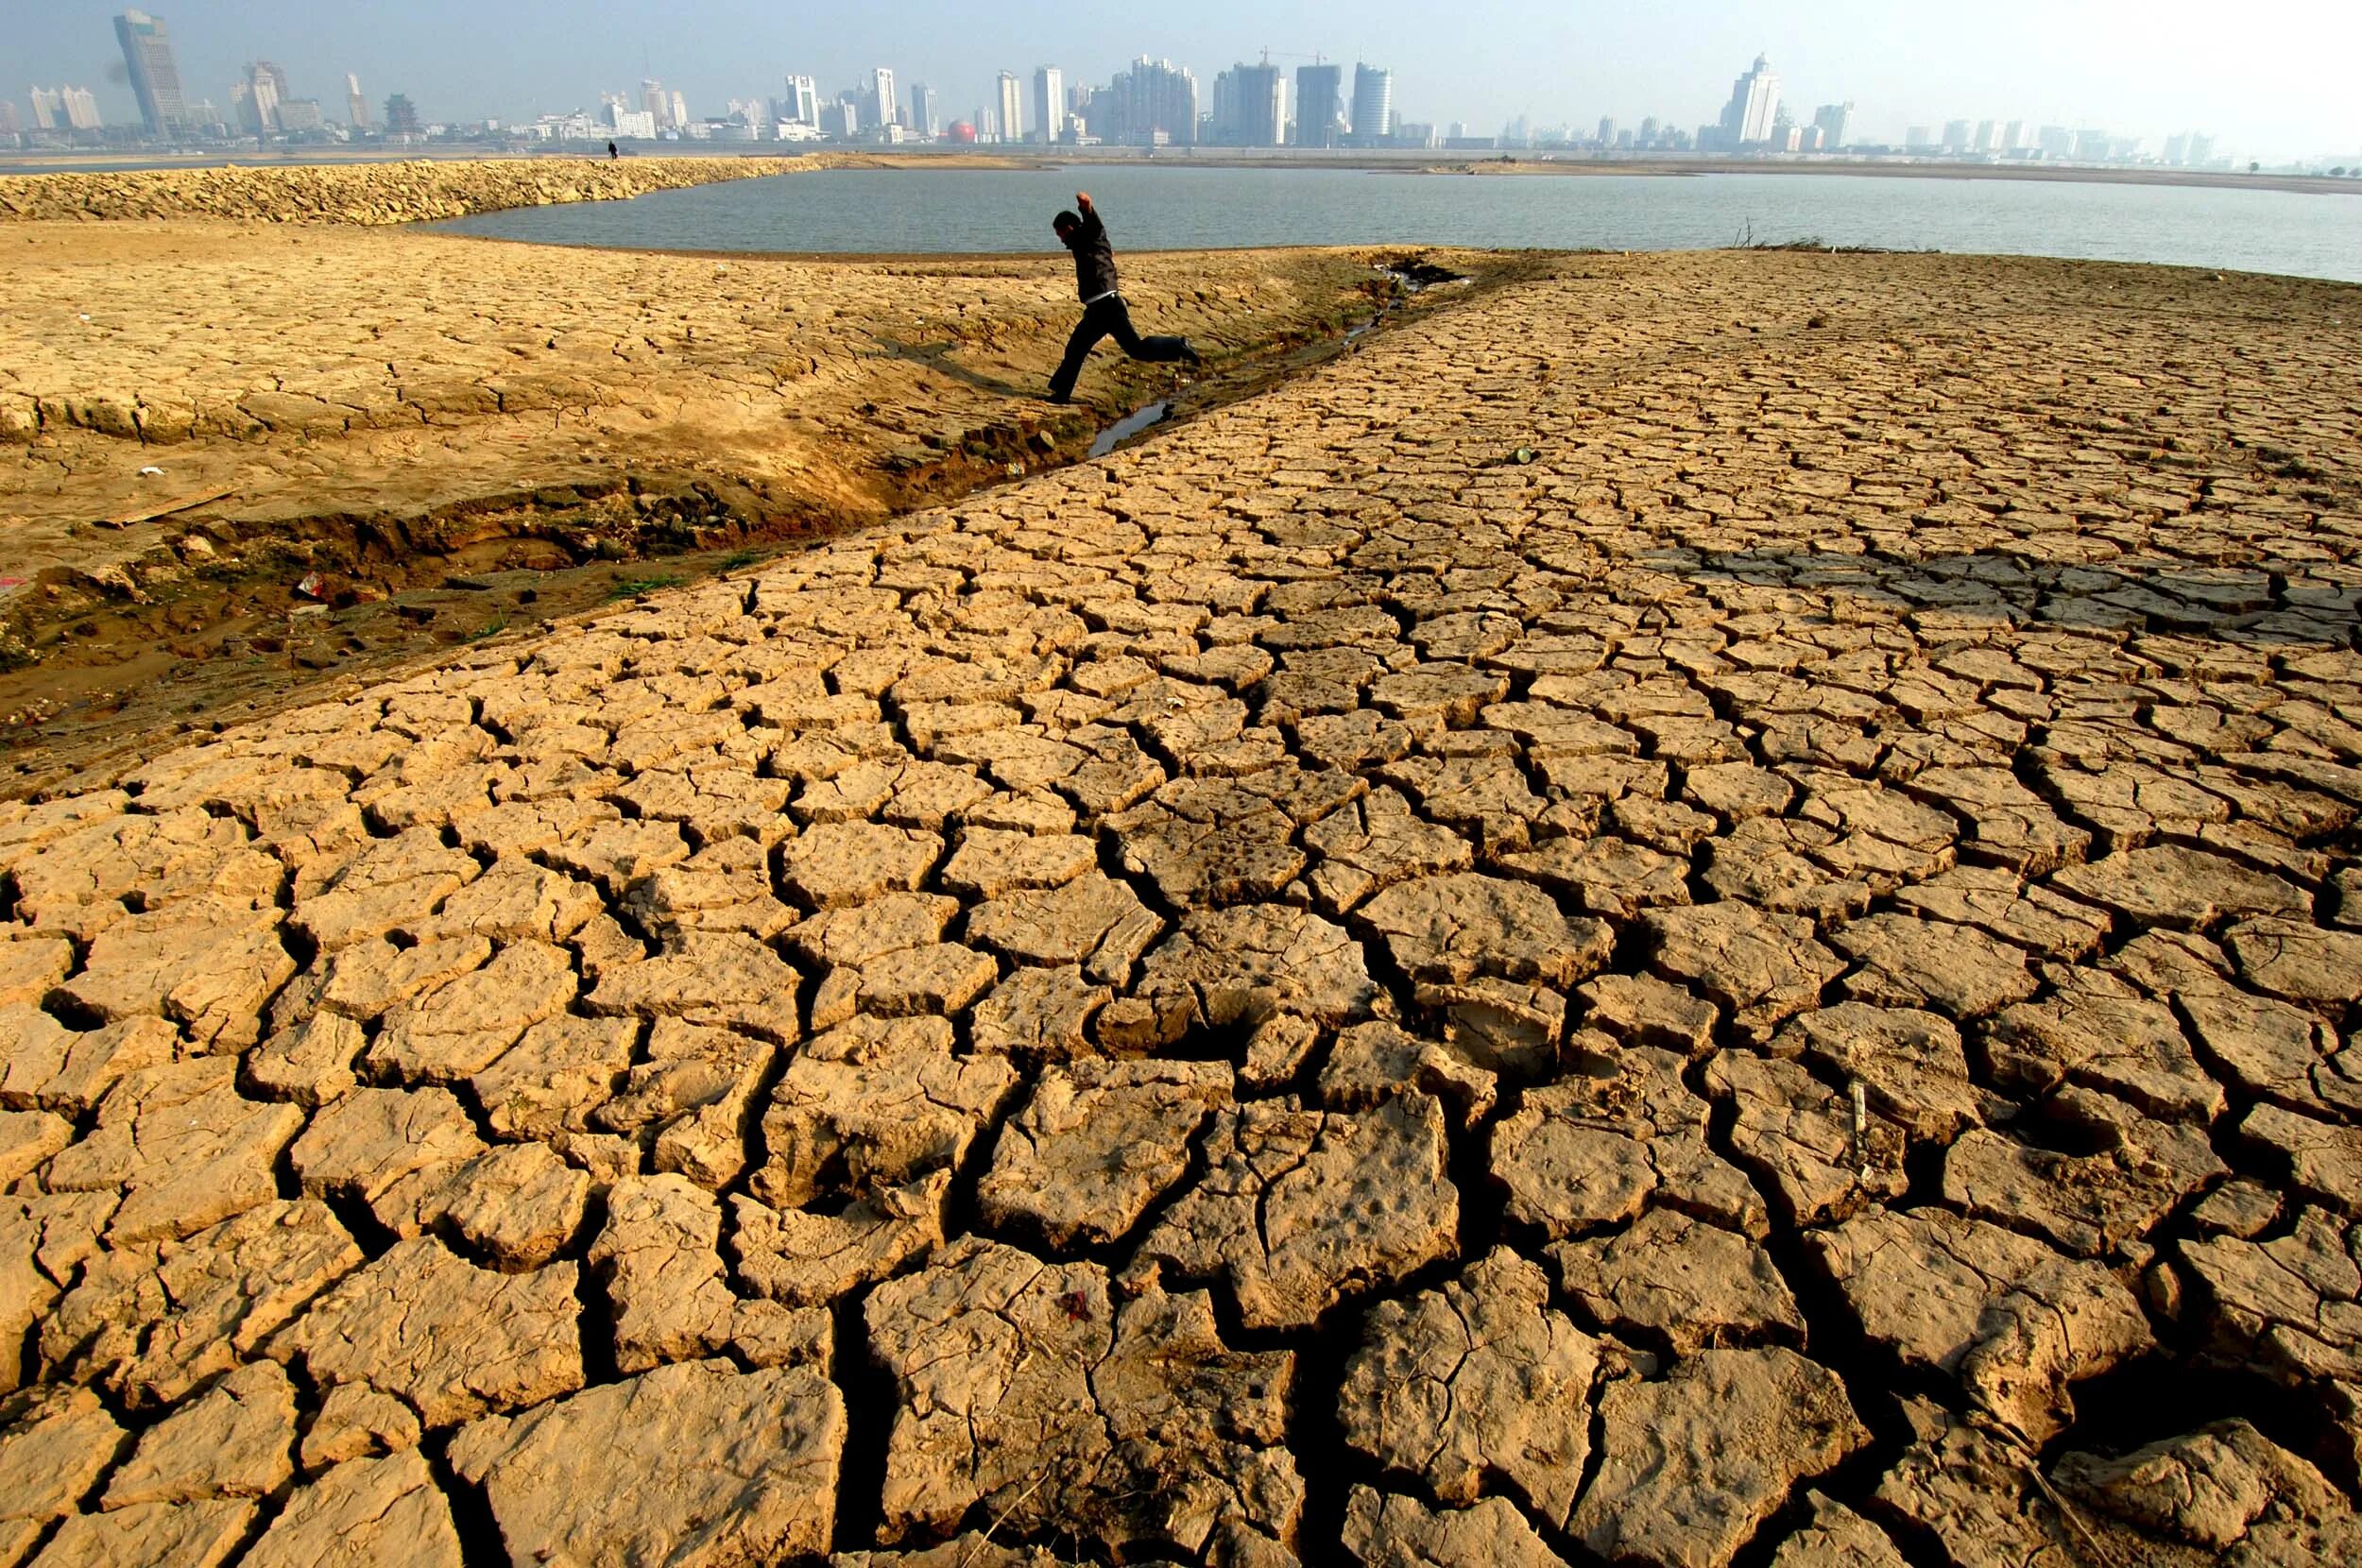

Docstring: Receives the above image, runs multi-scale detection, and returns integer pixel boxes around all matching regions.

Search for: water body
[433,166,2362,284]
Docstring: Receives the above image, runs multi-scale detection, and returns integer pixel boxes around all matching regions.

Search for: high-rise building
[114,10,186,137]
[870,67,897,130]
[782,77,820,128]
[641,79,670,129]
[671,91,688,130]
[1975,119,2000,152]
[0,101,20,136]
[382,94,421,135]
[28,88,62,131]
[1086,57,1198,147]
[1906,126,1935,150]
[907,81,938,140]
[60,87,103,131]
[2036,125,2075,158]
[1942,119,1972,151]
[822,98,860,140]
[1032,66,1066,144]
[277,98,325,134]
[1349,64,1392,147]
[1293,63,1343,148]
[236,61,289,134]
[1717,55,1780,147]
[1597,116,1617,145]
[1210,62,1285,146]
[1812,102,1853,150]
[996,72,1023,144]
[2002,119,2025,150]
[346,73,368,128]
[2186,132,2216,165]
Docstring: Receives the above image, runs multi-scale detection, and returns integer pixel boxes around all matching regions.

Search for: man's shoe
[1181,344,1204,366]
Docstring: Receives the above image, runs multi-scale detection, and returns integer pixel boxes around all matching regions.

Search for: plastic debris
[294,571,327,600]
[138,465,165,477]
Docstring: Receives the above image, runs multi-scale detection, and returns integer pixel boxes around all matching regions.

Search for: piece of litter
[294,571,327,600]
[1849,1079,1869,1178]
[77,314,92,322]
[138,465,164,477]
[1511,446,1539,465]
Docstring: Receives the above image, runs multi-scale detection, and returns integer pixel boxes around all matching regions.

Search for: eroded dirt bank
[2,218,1493,789]
[0,247,2357,1565]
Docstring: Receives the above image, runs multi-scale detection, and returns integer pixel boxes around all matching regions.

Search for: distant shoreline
[3,145,2355,199]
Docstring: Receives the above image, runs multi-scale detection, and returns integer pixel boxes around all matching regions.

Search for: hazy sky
[14,1,2360,157]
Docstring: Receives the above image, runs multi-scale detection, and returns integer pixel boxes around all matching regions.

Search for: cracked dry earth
[1,247,2360,1567]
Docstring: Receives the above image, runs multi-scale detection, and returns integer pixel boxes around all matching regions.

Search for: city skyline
[7,0,2358,161]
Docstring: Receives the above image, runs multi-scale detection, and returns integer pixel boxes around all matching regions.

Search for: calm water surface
[432,167,2362,283]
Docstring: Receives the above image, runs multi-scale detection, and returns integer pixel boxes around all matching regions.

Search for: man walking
[1047,192,1200,404]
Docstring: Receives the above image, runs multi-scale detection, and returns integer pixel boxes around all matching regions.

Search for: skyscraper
[346,73,368,128]
[1293,63,1343,148]
[28,89,63,132]
[671,91,688,130]
[782,77,820,128]
[61,87,104,131]
[1350,64,1393,147]
[997,72,1024,144]
[237,62,286,135]
[1812,103,1853,150]
[907,81,938,140]
[114,10,187,138]
[871,67,898,130]
[1598,116,1617,145]
[1717,55,1780,147]
[0,102,21,136]
[1088,57,1198,147]
[1210,62,1285,146]
[1032,66,1066,145]
[1943,119,1972,152]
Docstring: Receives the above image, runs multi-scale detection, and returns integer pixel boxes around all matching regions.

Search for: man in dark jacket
[1047,192,1200,403]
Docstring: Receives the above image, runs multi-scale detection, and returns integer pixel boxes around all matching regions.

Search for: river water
[430,166,2362,283]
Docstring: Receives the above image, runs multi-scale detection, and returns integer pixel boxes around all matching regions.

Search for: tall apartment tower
[1349,64,1392,146]
[907,81,938,140]
[1293,63,1343,147]
[871,67,898,129]
[782,76,820,127]
[1811,102,1853,150]
[1718,54,1780,147]
[1032,66,1066,144]
[997,72,1024,144]
[1211,63,1286,146]
[114,9,187,137]
[346,73,368,128]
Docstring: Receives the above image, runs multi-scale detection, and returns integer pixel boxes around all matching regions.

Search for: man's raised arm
[1075,192,1103,236]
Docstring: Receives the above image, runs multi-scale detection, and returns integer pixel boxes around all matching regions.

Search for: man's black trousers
[1049,297,1190,400]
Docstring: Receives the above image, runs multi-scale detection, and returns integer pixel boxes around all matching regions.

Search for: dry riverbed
[1,219,1481,789]
[1,179,2360,1567]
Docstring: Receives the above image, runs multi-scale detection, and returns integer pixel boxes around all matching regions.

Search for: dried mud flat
[0,218,1437,790]
[0,246,2358,1567]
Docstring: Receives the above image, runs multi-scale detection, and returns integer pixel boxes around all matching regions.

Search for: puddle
[1087,401,1171,459]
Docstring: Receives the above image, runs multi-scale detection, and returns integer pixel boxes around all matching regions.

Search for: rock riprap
[3,247,2360,1563]
[0,154,806,226]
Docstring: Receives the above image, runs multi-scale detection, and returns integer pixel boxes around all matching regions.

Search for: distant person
[1046,192,1200,404]
[608,141,619,162]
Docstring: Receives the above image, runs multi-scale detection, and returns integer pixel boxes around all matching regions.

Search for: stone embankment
[0,250,2359,1565]
[0,155,810,226]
